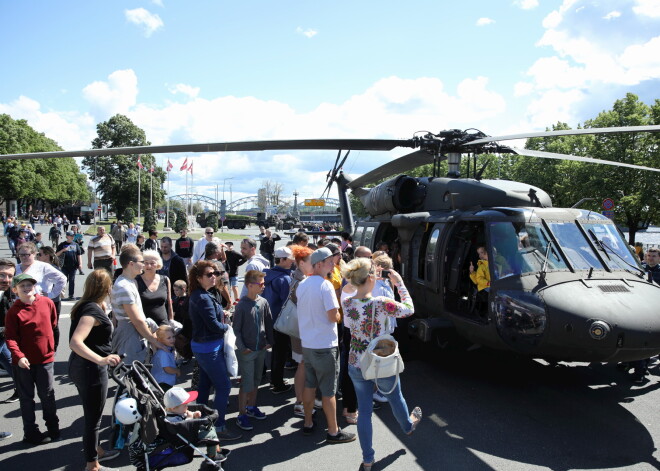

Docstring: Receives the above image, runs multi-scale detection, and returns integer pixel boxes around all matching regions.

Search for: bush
[166,210,176,228]
[143,209,157,233]
[174,209,188,233]
[123,207,135,224]
[206,211,219,231]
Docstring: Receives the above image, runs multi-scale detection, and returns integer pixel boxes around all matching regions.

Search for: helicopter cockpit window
[489,222,568,276]
[547,222,605,270]
[363,226,375,249]
[582,222,640,270]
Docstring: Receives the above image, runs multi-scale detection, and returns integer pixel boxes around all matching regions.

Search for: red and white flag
[180,158,189,171]
[149,163,155,174]
[166,160,173,172]
[137,156,144,170]
[188,161,193,174]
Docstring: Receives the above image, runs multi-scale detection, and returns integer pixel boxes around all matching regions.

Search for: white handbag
[359,308,404,394]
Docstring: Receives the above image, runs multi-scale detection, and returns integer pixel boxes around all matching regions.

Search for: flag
[180,158,188,171]
[149,163,155,174]
[166,159,173,172]
[188,161,193,174]
[137,156,144,170]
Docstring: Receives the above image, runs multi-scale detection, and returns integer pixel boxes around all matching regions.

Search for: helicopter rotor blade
[465,125,660,146]
[509,147,660,173]
[347,150,437,189]
[0,139,414,161]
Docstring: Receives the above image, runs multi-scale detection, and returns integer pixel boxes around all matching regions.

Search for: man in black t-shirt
[223,241,246,304]
[56,231,82,300]
[175,229,194,269]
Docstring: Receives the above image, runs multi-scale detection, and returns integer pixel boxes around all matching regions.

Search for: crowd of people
[0,222,422,471]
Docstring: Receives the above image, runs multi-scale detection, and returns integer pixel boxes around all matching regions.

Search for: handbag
[273,295,300,338]
[359,306,404,394]
[223,326,239,377]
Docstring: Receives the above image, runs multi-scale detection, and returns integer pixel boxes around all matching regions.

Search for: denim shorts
[229,276,238,287]
[302,347,339,397]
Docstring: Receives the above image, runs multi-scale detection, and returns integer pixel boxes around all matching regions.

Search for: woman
[342,258,421,471]
[72,225,85,275]
[20,243,67,349]
[125,222,138,245]
[136,250,173,326]
[258,229,281,268]
[188,260,240,440]
[69,270,121,471]
[288,245,314,417]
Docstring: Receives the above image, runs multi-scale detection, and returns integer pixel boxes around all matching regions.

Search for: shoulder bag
[273,282,300,339]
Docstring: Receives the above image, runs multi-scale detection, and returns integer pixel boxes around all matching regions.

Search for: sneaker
[326,428,357,444]
[314,399,323,409]
[215,426,242,441]
[95,467,120,471]
[0,367,8,377]
[284,360,298,370]
[22,432,51,446]
[4,390,19,403]
[373,391,388,403]
[271,383,292,395]
[632,373,646,384]
[48,429,61,441]
[373,401,381,410]
[293,404,316,417]
[0,431,12,440]
[302,421,316,436]
[98,449,121,462]
[213,448,231,463]
[236,414,253,431]
[246,406,267,420]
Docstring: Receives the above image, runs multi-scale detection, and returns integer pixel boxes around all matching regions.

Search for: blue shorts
[229,276,238,287]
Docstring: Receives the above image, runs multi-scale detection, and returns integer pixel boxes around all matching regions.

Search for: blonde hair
[373,254,393,270]
[143,249,163,269]
[156,325,174,341]
[341,257,373,287]
[173,280,187,291]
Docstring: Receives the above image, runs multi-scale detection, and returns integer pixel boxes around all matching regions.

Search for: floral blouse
[342,284,414,368]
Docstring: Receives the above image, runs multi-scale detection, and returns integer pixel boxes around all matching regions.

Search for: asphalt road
[1,224,659,470]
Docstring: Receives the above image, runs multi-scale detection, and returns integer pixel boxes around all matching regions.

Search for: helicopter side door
[408,223,445,315]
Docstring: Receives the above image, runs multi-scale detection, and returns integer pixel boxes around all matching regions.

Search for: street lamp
[222,177,233,201]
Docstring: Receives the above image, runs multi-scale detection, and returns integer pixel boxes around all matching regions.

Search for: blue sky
[1,0,660,205]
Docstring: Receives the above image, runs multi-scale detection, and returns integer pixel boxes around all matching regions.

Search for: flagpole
[150,163,153,211]
[166,167,170,227]
[137,159,141,223]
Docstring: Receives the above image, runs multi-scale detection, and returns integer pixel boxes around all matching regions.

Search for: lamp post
[222,177,234,201]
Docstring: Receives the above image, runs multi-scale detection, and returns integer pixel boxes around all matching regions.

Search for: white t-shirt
[296,275,339,349]
[111,275,143,322]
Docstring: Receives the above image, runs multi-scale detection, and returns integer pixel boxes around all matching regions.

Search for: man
[0,258,19,403]
[158,237,188,286]
[296,247,355,444]
[643,247,660,284]
[55,231,83,301]
[144,230,160,252]
[110,220,126,253]
[175,229,194,267]
[239,238,270,298]
[87,225,116,274]
[192,228,220,264]
[263,247,294,394]
[111,246,166,365]
[292,232,309,247]
[223,241,246,303]
[354,245,372,259]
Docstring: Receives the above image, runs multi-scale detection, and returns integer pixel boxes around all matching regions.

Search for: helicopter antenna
[528,188,545,208]
[475,160,490,181]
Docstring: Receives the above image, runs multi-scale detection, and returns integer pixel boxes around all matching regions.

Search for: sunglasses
[204,271,222,278]
[206,232,214,235]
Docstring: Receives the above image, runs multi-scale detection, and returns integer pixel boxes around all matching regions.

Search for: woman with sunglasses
[188,260,242,441]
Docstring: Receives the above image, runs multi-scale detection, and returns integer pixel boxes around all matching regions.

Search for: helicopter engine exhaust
[361,175,426,216]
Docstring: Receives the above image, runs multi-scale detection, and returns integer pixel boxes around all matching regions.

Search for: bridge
[168,194,341,216]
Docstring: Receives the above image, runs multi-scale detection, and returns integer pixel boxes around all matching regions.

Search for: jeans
[13,361,59,437]
[270,330,290,388]
[62,266,77,298]
[69,354,108,463]
[194,342,231,429]
[0,338,14,380]
[348,365,413,464]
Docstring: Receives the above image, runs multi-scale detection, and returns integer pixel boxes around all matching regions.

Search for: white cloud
[476,17,495,26]
[82,69,139,120]
[151,0,164,6]
[125,8,164,37]
[513,0,539,10]
[633,0,660,18]
[513,81,534,97]
[603,11,621,20]
[168,83,200,98]
[295,27,317,38]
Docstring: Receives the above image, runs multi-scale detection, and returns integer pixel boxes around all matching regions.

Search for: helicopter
[4,124,660,363]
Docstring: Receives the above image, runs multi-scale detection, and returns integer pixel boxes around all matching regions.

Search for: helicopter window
[489,222,568,275]
[353,226,365,246]
[547,222,604,270]
[363,226,375,249]
[425,226,442,283]
[582,222,640,270]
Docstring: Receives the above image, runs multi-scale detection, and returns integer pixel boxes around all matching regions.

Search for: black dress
[136,275,170,325]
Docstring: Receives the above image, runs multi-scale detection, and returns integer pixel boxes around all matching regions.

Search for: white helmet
[114,397,142,425]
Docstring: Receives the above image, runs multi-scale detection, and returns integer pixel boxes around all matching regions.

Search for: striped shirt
[88,234,114,259]
[111,275,143,322]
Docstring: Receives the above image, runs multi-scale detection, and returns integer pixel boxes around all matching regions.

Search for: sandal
[345,412,358,424]
[407,406,422,435]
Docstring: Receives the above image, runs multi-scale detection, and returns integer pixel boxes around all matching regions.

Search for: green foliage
[174,209,188,233]
[82,114,167,218]
[143,208,157,233]
[123,207,135,224]
[166,210,176,228]
[205,211,219,231]
[0,114,91,208]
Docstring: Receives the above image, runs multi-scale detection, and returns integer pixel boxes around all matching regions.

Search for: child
[172,280,193,362]
[163,387,230,468]
[152,325,179,392]
[34,232,44,250]
[4,273,60,445]
[469,246,490,292]
[233,270,274,431]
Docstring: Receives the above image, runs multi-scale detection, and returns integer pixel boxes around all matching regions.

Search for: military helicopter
[4,124,660,363]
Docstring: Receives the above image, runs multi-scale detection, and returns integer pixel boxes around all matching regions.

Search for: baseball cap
[65,231,74,236]
[163,387,198,409]
[12,273,37,287]
[325,243,341,255]
[274,247,294,260]
[311,247,333,266]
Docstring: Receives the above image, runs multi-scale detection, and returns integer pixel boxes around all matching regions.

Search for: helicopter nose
[538,279,660,362]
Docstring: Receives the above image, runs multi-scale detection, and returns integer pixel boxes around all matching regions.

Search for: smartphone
[381,269,390,278]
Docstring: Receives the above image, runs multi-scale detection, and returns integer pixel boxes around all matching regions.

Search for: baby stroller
[110,360,224,471]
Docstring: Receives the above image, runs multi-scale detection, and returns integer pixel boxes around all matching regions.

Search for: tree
[174,209,188,233]
[143,208,157,233]
[166,210,176,228]
[82,114,167,218]
[0,114,91,214]
[123,207,135,224]
[206,211,219,231]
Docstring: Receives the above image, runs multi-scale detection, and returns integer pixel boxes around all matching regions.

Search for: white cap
[163,387,198,409]
[274,247,294,260]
